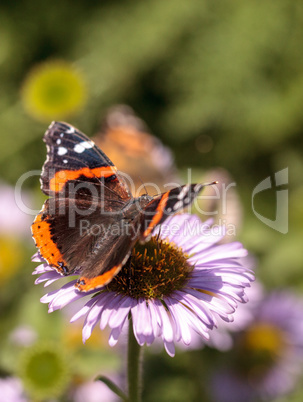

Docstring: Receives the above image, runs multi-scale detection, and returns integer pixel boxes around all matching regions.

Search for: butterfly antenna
[138,175,148,195]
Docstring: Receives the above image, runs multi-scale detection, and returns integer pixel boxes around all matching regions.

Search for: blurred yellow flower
[0,237,23,284]
[21,60,87,122]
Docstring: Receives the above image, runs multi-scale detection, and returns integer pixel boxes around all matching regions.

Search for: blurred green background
[0,1,302,401]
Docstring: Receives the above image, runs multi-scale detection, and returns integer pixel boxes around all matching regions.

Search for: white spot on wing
[63,159,68,164]
[74,140,95,154]
[66,126,75,134]
[173,200,184,211]
[56,139,61,145]
[178,185,189,200]
[60,133,64,137]
[58,147,67,156]
[194,184,202,192]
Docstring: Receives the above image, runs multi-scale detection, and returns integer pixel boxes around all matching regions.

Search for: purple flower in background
[33,214,254,357]
[211,291,303,401]
[71,378,119,402]
[0,377,27,402]
[0,181,32,239]
[9,325,37,347]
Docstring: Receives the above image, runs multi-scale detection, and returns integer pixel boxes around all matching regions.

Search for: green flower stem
[128,316,143,402]
[96,376,128,401]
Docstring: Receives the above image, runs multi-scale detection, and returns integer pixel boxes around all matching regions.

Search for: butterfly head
[138,193,154,205]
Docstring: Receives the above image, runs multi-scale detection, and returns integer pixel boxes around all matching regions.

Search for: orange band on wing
[143,192,169,238]
[31,213,67,272]
[76,265,120,292]
[49,166,117,193]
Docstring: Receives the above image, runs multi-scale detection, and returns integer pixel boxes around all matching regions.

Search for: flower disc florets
[107,237,193,300]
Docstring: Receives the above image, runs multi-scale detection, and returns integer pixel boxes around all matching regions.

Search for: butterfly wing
[32,121,132,276]
[75,219,139,292]
[40,121,132,201]
[140,184,207,241]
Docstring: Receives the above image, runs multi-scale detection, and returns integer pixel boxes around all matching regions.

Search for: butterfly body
[32,121,211,292]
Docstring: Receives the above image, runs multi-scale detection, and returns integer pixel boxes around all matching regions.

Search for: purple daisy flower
[211,291,303,401]
[32,214,254,357]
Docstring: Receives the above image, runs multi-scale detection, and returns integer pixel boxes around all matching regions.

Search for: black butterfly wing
[140,184,207,241]
[75,218,139,292]
[32,122,132,276]
[32,196,136,286]
[40,121,132,201]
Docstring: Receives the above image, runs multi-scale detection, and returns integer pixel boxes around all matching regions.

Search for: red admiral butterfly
[32,121,214,292]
